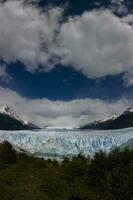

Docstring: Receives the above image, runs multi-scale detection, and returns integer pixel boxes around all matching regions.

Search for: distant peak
[0,105,40,130]
[0,105,11,114]
[0,105,21,121]
[100,115,117,123]
[126,107,133,112]
[123,107,133,115]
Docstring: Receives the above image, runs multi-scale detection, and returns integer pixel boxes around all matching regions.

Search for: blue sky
[0,0,132,128]
[0,63,132,101]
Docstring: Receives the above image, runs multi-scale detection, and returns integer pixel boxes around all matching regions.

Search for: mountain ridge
[81,107,133,130]
[0,105,40,130]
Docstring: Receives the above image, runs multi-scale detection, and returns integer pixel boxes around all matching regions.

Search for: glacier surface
[0,128,133,159]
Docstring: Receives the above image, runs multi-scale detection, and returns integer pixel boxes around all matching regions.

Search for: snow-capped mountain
[99,115,117,123]
[0,105,24,123]
[0,105,39,130]
[81,107,133,130]
[24,121,40,130]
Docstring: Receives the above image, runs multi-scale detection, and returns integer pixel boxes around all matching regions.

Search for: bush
[0,142,132,200]
[0,141,17,164]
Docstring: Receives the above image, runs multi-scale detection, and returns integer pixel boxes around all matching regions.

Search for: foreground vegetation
[0,141,132,200]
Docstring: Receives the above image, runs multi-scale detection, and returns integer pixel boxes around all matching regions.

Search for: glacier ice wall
[0,128,133,159]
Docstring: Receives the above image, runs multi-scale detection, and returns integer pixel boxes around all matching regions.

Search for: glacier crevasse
[0,128,133,159]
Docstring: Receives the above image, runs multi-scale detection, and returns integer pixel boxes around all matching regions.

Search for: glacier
[0,128,133,159]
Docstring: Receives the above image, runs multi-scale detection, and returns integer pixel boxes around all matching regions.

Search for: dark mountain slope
[81,107,133,130]
[0,106,40,130]
[0,113,30,130]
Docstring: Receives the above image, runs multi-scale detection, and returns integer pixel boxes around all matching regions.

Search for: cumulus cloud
[0,0,133,83]
[110,0,128,15]
[123,70,133,87]
[0,64,11,82]
[0,1,132,128]
[0,0,62,71]
[57,10,133,79]
[122,14,133,25]
[0,86,131,129]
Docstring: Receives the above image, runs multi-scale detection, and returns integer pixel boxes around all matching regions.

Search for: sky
[0,0,133,128]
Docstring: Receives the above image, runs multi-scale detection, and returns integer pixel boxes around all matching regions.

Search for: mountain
[0,106,40,130]
[24,121,40,130]
[81,107,133,130]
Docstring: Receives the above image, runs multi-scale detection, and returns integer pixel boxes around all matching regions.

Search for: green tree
[0,141,17,164]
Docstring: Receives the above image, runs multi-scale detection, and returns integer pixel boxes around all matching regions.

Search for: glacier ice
[0,128,133,159]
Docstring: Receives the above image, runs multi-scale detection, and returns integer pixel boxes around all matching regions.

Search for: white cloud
[0,0,62,72]
[0,64,11,82]
[0,86,131,129]
[123,70,133,87]
[0,1,132,128]
[57,10,133,79]
[110,0,128,15]
[0,0,133,84]
[122,14,133,25]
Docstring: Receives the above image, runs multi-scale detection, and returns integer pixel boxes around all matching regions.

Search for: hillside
[81,107,133,130]
[0,141,132,200]
[0,106,39,130]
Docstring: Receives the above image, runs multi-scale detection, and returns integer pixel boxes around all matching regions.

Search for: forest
[0,141,132,200]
